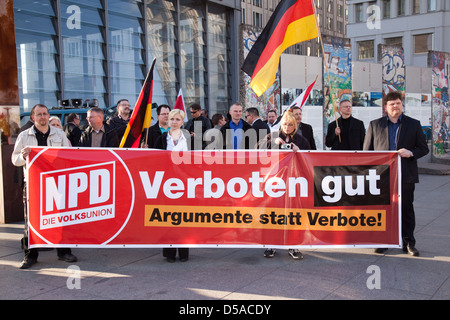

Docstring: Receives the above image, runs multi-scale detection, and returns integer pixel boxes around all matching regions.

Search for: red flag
[289,75,317,109]
[174,88,188,122]
[120,59,156,148]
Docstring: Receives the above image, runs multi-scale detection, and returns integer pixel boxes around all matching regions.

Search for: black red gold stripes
[119,59,156,148]
[242,0,318,96]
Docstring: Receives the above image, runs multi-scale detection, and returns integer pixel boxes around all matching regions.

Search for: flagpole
[311,0,341,142]
[144,58,156,147]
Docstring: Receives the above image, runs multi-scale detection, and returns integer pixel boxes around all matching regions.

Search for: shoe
[166,257,176,263]
[405,244,420,256]
[264,249,276,258]
[58,253,78,262]
[180,257,189,262]
[19,257,37,269]
[374,248,388,254]
[288,249,303,260]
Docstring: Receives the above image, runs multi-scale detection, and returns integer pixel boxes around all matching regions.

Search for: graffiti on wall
[323,39,352,139]
[429,51,450,157]
[380,45,405,95]
[241,26,280,120]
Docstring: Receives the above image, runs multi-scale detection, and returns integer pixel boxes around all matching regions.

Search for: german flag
[242,0,318,96]
[120,59,156,148]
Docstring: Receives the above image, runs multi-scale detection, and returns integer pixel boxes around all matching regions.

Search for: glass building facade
[13,0,239,117]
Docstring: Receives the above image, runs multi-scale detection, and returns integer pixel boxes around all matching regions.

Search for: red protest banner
[27,148,401,248]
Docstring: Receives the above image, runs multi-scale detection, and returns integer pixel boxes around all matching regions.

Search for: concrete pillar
[0,0,24,223]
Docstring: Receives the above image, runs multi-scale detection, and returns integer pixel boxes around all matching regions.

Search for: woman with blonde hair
[258,110,310,260]
[49,116,62,129]
[257,110,310,151]
[154,109,191,262]
[154,109,191,151]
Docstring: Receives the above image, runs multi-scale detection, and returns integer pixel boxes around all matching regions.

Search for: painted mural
[241,25,281,120]
[322,38,352,138]
[429,51,450,158]
[380,45,406,95]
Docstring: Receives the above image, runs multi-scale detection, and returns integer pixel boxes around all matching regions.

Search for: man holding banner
[12,104,77,269]
[364,91,429,256]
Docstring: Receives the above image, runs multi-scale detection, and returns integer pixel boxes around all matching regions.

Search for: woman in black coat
[256,110,310,260]
[257,111,311,151]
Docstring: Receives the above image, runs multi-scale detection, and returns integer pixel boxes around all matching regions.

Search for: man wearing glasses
[184,103,211,150]
[141,104,171,148]
[325,96,366,150]
[107,99,131,141]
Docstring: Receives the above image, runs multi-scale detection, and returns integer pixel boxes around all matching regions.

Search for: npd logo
[40,162,115,230]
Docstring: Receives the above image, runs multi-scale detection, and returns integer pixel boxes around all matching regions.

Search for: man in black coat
[245,107,270,148]
[291,106,317,150]
[63,112,82,146]
[325,97,365,150]
[184,103,211,149]
[141,104,171,148]
[364,91,429,256]
[106,99,131,141]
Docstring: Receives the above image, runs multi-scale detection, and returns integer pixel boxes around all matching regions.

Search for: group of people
[12,91,428,268]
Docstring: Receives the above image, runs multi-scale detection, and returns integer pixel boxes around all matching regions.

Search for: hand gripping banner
[27,148,401,249]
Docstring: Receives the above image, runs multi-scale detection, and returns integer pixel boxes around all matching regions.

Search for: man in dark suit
[79,107,119,148]
[141,104,171,148]
[184,103,211,150]
[326,97,365,150]
[291,106,317,150]
[63,112,82,146]
[245,107,270,148]
[364,91,429,256]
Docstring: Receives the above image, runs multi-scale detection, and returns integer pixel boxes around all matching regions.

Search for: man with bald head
[325,96,365,150]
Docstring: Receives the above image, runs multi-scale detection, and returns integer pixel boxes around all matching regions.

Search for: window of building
[358,40,375,59]
[60,1,109,108]
[355,3,363,22]
[413,0,421,14]
[179,1,207,108]
[337,21,344,34]
[253,0,262,8]
[337,4,344,17]
[253,12,262,28]
[368,1,377,19]
[327,17,334,30]
[384,36,403,48]
[397,0,405,16]
[108,0,146,105]
[208,4,230,115]
[414,33,433,54]
[383,0,391,18]
[328,0,333,13]
[428,0,437,11]
[147,0,178,105]
[14,0,59,110]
